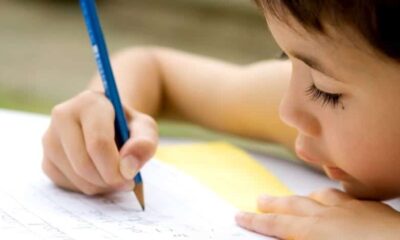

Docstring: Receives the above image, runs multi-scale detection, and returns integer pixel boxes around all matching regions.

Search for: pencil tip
[133,183,145,211]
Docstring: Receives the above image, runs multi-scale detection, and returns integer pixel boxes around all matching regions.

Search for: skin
[236,189,400,240]
[41,7,400,239]
[236,9,400,240]
[267,15,400,201]
[42,48,295,194]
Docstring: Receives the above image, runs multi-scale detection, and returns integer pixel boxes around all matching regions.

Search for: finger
[43,158,134,193]
[51,107,108,188]
[309,188,353,206]
[42,129,110,196]
[42,157,79,192]
[119,112,158,180]
[236,212,308,239]
[258,195,325,216]
[79,95,127,186]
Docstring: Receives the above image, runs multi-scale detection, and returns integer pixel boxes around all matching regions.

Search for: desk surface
[0,109,398,210]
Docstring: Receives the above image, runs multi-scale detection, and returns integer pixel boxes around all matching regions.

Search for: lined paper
[0,160,270,239]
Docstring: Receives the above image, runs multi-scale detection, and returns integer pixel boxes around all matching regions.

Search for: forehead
[265,13,390,82]
[265,11,362,54]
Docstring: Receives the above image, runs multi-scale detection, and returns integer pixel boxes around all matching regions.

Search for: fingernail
[120,155,140,180]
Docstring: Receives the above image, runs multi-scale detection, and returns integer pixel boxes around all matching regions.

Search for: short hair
[253,0,400,61]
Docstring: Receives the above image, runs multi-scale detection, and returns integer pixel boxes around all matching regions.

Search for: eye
[306,84,342,108]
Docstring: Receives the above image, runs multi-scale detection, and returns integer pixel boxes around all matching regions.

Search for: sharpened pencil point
[133,183,145,211]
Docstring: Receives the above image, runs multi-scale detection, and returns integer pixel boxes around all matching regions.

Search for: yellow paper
[156,142,292,212]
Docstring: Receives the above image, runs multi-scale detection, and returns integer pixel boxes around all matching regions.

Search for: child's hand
[41,91,158,195]
[236,188,400,240]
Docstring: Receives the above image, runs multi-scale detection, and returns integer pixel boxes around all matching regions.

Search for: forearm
[88,46,296,150]
[88,46,244,121]
[237,60,296,149]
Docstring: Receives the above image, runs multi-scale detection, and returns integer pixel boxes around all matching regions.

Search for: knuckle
[79,90,112,111]
[51,103,69,120]
[78,90,98,101]
[77,91,95,108]
[86,136,113,157]
[71,158,93,179]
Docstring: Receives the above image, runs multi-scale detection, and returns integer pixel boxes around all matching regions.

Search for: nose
[279,73,321,138]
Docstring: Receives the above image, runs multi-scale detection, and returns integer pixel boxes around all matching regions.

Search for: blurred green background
[0,0,296,160]
[0,0,280,114]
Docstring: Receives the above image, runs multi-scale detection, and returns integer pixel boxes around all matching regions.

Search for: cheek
[327,113,400,194]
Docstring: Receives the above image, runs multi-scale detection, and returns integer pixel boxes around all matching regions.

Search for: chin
[342,182,399,201]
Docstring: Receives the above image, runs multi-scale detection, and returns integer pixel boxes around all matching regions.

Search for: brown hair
[254,0,400,61]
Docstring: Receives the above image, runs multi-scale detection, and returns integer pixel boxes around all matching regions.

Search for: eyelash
[278,50,343,108]
[306,84,342,108]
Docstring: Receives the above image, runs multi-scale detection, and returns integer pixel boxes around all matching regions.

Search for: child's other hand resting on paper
[41,91,158,195]
[236,188,400,240]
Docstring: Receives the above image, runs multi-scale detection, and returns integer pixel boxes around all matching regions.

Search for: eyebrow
[290,51,338,80]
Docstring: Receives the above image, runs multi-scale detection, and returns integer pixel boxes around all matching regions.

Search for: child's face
[267,14,400,200]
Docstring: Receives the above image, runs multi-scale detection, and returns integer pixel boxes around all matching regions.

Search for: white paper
[3,109,400,240]
[0,158,269,240]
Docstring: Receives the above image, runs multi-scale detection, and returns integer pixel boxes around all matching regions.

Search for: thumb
[119,112,158,180]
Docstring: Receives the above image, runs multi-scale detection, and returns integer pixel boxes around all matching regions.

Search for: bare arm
[42,46,296,195]
[89,47,296,150]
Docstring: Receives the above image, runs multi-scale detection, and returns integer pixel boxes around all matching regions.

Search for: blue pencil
[79,0,144,210]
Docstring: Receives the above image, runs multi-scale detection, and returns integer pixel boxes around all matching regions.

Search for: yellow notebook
[156,142,292,212]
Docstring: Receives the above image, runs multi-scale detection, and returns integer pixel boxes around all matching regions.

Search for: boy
[42,0,400,239]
